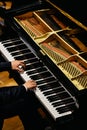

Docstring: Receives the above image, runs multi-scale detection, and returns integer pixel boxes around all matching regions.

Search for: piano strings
[13,8,87,90]
[15,9,87,54]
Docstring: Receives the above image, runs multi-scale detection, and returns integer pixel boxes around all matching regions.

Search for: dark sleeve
[0,62,11,72]
[0,85,27,105]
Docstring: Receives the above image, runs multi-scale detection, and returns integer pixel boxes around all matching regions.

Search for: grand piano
[0,0,87,129]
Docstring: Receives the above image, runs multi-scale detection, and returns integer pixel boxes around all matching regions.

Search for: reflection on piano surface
[0,0,87,128]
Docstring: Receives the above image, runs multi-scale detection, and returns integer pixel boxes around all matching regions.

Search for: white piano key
[0,43,14,61]
[21,72,31,81]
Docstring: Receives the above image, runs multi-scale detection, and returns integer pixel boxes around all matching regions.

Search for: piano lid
[2,0,46,14]
[0,0,43,9]
[1,0,87,26]
[0,0,49,17]
[49,0,87,27]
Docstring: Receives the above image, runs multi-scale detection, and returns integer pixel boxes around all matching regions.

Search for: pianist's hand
[11,60,26,73]
[23,79,37,90]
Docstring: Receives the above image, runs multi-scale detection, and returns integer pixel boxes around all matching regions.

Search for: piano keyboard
[0,37,78,121]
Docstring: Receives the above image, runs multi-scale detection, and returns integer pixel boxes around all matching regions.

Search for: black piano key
[52,97,74,107]
[3,42,20,48]
[5,44,28,52]
[6,46,18,52]
[14,52,36,60]
[26,60,42,66]
[2,39,21,46]
[2,37,19,42]
[26,66,47,75]
[37,77,56,85]
[30,71,52,80]
[47,91,70,102]
[24,57,39,64]
[43,87,64,96]
[17,44,28,50]
[14,53,33,60]
[24,53,36,59]
[26,62,44,70]
[38,80,61,91]
[56,103,76,114]
[12,52,31,58]
[6,43,28,50]
[11,48,30,56]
